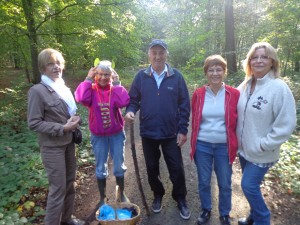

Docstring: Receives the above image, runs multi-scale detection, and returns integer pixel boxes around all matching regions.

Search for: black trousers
[141,137,187,201]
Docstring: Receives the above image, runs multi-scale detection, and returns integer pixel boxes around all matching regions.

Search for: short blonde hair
[38,48,65,73]
[203,55,227,74]
[243,42,280,79]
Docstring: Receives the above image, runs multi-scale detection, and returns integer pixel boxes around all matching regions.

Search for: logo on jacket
[252,96,268,110]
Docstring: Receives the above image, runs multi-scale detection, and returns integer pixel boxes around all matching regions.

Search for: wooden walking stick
[129,122,150,216]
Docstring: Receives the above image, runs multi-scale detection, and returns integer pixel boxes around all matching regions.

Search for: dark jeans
[141,137,187,201]
[194,141,232,216]
[239,155,270,225]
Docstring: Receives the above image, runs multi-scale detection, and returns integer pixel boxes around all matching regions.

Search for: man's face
[148,45,167,72]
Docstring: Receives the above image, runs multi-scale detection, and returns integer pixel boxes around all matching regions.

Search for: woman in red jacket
[190,55,239,225]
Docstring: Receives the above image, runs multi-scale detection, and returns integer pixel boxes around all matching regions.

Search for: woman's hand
[63,115,81,132]
[87,67,97,80]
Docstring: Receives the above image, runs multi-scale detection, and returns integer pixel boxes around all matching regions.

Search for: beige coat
[27,83,73,147]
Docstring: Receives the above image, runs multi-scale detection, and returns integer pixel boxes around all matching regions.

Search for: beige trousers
[40,142,77,225]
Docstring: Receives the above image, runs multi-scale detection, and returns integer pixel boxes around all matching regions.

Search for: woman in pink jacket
[75,60,130,207]
[190,55,239,225]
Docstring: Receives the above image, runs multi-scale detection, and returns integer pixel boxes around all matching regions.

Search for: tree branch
[36,0,134,31]
[36,3,78,31]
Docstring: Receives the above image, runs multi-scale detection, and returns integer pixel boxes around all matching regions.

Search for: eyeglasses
[46,62,63,67]
[250,55,270,62]
[207,69,224,74]
[95,73,111,78]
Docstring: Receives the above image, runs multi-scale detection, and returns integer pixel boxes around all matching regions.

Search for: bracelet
[112,80,121,86]
[85,77,93,82]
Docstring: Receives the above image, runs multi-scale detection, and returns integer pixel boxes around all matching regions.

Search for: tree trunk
[295,60,299,72]
[22,0,40,84]
[224,0,237,74]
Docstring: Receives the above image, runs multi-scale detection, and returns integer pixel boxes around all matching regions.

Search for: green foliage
[0,212,28,225]
[0,0,299,81]
[280,75,300,132]
[0,0,149,80]
[0,70,94,223]
[75,104,95,165]
[0,75,46,223]
[268,136,300,196]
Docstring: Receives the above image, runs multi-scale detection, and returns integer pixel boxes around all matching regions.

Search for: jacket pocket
[46,99,62,108]
[44,99,66,123]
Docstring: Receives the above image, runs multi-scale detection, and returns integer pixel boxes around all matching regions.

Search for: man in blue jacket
[125,39,191,220]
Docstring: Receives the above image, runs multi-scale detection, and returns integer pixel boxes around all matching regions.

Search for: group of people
[27,39,296,225]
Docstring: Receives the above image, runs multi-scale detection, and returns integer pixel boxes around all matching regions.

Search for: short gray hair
[96,60,113,73]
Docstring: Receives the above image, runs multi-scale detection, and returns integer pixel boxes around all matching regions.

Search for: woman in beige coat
[27,48,84,225]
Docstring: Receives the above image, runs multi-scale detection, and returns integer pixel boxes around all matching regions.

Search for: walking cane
[129,122,150,216]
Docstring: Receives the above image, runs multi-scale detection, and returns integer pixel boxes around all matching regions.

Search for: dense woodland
[0,0,299,224]
[0,0,299,83]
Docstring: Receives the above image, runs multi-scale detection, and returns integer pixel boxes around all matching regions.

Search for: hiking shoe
[238,216,254,225]
[197,209,211,224]
[151,196,162,213]
[60,215,84,225]
[177,199,191,220]
[220,215,231,225]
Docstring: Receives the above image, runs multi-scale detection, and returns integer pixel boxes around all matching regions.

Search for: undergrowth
[0,77,93,224]
[0,69,299,224]
[268,136,300,195]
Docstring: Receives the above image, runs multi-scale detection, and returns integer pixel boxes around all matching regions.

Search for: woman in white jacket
[236,42,296,225]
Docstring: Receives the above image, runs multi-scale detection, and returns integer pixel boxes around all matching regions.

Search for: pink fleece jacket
[75,80,129,136]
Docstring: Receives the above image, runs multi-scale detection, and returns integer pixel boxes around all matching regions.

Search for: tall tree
[21,0,39,83]
[224,0,237,73]
[0,0,149,83]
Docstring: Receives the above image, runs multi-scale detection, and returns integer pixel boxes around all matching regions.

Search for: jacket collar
[40,81,55,93]
[144,63,175,77]
[247,71,275,86]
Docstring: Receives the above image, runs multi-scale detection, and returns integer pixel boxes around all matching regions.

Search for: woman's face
[94,68,112,87]
[250,48,273,78]
[44,54,64,82]
[206,65,225,86]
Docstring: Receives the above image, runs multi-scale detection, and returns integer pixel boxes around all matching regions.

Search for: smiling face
[43,54,64,82]
[94,68,112,87]
[206,65,225,87]
[148,45,168,73]
[250,47,273,78]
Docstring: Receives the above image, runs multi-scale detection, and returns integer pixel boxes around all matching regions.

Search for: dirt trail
[1,70,298,224]
[74,115,299,225]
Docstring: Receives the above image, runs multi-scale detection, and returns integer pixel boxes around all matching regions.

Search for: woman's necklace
[96,84,112,129]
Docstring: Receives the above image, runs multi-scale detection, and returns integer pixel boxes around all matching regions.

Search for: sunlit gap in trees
[138,0,167,11]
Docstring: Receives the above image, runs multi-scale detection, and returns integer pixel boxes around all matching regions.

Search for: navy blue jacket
[126,64,190,139]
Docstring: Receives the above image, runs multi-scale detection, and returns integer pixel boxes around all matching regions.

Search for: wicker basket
[96,186,141,225]
[96,202,140,225]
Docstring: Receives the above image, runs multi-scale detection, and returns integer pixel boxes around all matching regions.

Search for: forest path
[73,114,299,225]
